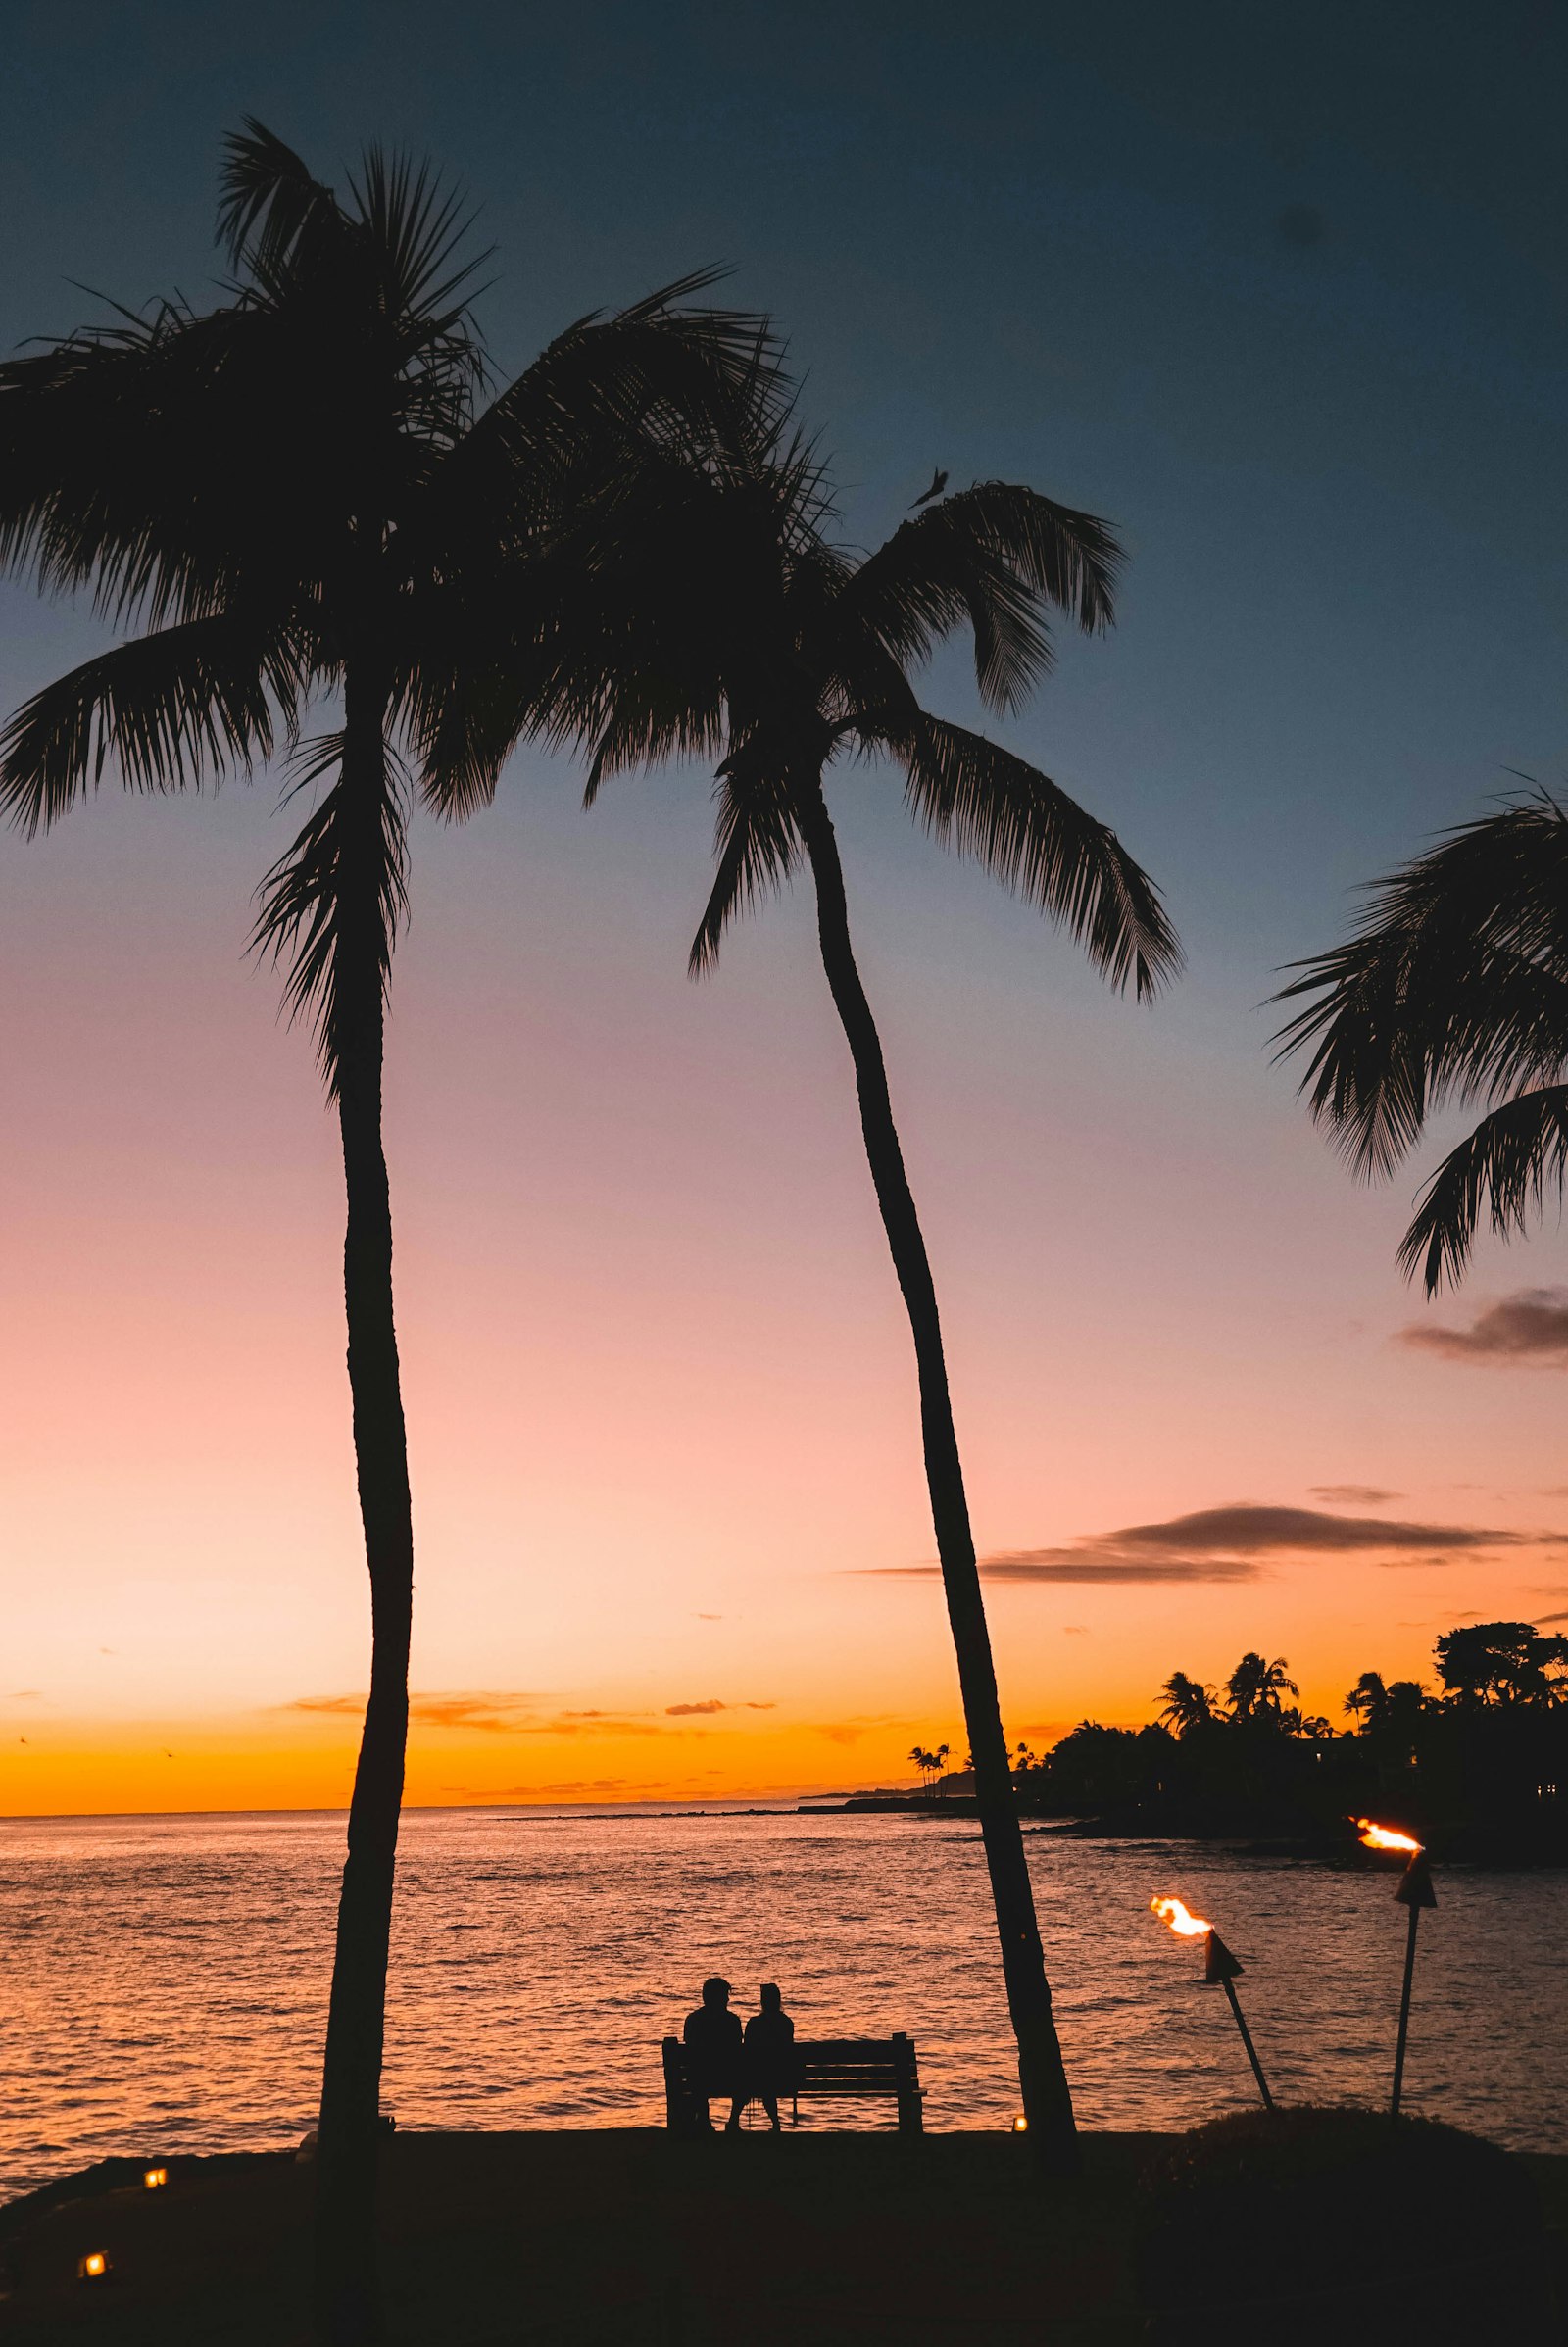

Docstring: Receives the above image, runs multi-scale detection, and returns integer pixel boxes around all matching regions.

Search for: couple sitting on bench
[682,1976,795,2132]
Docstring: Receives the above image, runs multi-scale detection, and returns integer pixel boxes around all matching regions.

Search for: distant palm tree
[551,405,1181,2167]
[1344,1670,1390,1732]
[1275,793,1568,1290]
[1226,1652,1298,1720]
[1159,1670,1219,1736]
[0,122,768,2344]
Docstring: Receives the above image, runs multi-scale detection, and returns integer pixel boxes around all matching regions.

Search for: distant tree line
[917,1622,1567,1856]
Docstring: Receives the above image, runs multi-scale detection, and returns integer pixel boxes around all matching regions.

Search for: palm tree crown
[525,401,1180,995]
[1275,793,1568,1292]
[1226,1652,1298,1720]
[1159,1670,1219,1736]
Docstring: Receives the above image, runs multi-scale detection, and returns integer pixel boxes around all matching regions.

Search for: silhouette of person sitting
[682,1975,744,2132]
[743,1982,796,2131]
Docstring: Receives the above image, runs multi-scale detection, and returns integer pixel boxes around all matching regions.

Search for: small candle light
[1011,2113,1029,2133]
[78,2251,110,2282]
[143,2167,168,2190]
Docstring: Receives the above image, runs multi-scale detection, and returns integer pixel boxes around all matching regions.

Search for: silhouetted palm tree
[547,409,1180,2167]
[0,122,769,2344]
[1344,1670,1390,1732]
[1275,793,1568,1290]
[1226,1652,1298,1719]
[1159,1671,1219,1736]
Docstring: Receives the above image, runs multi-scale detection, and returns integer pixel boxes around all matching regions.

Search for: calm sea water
[1,1805,1563,2199]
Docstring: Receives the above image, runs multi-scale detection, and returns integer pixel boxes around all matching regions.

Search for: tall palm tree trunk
[314,669,416,2345]
[798,779,1079,2172]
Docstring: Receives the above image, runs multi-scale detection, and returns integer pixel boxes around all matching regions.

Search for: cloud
[664,1699,777,1716]
[1400,1289,1568,1365]
[858,1499,1550,1586]
[811,1715,906,1747]
[283,1692,677,1737]
[1311,1485,1401,1505]
[500,1778,634,1797]
[288,1690,553,1734]
[1062,1626,1089,1636]
[975,1553,1260,1584]
[695,1613,722,1621]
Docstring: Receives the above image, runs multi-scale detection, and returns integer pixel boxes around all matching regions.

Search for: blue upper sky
[5,0,1565,971]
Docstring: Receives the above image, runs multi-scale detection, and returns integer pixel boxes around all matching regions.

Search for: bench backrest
[662,2030,922,2132]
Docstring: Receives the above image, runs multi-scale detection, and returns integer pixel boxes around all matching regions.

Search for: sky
[4,0,1568,1815]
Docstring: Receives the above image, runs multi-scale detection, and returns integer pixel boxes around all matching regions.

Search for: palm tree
[545,409,1181,2167]
[1159,1670,1219,1736]
[1226,1652,1298,1720]
[1275,793,1568,1291]
[0,122,769,2343]
[1344,1669,1390,1733]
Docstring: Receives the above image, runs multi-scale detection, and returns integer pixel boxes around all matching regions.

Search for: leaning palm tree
[530,414,1180,2165]
[0,122,770,2342]
[1275,793,1568,1291]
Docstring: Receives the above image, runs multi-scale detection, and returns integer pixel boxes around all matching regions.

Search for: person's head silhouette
[760,1981,782,2012]
[701,1975,731,2008]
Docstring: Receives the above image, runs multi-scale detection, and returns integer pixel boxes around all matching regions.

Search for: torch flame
[1151,1894,1212,1938]
[1352,1817,1422,1854]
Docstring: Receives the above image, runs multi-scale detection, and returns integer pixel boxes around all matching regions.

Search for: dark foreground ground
[2,2129,1564,2347]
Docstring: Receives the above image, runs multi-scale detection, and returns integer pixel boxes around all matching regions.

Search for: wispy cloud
[284,1692,680,1737]
[500,1778,634,1797]
[858,1499,1552,1586]
[288,1690,553,1734]
[664,1699,777,1716]
[1310,1485,1401,1505]
[1400,1289,1568,1365]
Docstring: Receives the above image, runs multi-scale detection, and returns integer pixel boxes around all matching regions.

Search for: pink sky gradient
[5,717,1568,1814]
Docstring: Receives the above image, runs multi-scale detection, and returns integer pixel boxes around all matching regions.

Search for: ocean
[1,1804,1563,2198]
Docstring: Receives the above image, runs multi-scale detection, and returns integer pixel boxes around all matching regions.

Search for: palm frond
[934,484,1121,630]
[0,615,306,834]
[1399,1085,1568,1293]
[252,733,410,1094]
[882,715,1181,998]
[688,757,802,974]
[841,486,1121,716]
[1274,797,1568,1177]
[346,142,489,330]
[438,284,786,534]
[217,118,341,278]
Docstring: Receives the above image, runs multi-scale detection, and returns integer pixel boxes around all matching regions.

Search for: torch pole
[1204,1931,1275,2111]
[1390,1899,1420,2120]
[1220,1974,1275,2111]
[1389,1847,1436,2122]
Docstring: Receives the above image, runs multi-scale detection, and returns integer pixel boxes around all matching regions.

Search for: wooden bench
[662,2033,923,2135]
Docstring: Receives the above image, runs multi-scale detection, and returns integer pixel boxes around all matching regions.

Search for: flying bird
[910,467,948,507]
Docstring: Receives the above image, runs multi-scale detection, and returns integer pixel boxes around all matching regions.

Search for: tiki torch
[1151,1896,1275,2110]
[1352,1819,1437,2120]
